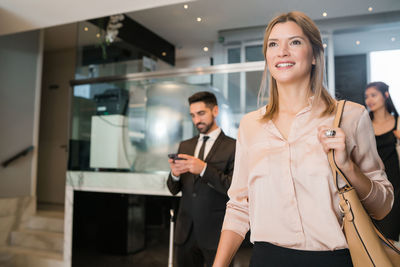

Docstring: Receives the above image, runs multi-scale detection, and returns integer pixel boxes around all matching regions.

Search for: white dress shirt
[172,127,221,180]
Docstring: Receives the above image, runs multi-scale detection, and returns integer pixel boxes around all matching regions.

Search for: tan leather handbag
[328,100,400,267]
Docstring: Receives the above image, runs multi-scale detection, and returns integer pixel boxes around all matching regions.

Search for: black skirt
[250,242,353,267]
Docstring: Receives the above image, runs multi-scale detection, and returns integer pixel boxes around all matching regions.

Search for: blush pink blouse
[222,101,394,251]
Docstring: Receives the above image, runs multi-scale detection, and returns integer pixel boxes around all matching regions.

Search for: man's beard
[196,120,214,134]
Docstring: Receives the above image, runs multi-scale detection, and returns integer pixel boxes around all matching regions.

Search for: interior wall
[175,56,211,68]
[0,30,43,197]
[175,56,212,85]
[37,47,76,205]
[334,54,367,105]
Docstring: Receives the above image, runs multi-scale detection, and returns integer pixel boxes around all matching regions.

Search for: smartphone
[168,153,186,161]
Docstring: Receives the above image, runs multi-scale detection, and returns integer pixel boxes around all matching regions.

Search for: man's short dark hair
[188,91,218,108]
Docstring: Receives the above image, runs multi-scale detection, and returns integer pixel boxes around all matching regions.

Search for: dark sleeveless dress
[373,116,400,241]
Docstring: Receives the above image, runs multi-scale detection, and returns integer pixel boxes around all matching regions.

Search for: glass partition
[69,62,265,173]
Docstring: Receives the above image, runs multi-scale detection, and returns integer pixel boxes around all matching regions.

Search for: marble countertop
[66,171,177,196]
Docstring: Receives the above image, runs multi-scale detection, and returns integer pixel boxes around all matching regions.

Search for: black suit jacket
[167,131,236,250]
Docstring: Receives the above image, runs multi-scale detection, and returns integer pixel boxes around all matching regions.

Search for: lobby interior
[1,0,400,266]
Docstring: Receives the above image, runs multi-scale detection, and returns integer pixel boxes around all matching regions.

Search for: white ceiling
[127,0,400,58]
[3,0,400,60]
[0,0,190,36]
[333,23,400,56]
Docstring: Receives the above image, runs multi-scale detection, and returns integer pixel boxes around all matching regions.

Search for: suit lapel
[188,137,199,184]
[188,136,198,156]
[204,131,225,162]
[193,131,225,184]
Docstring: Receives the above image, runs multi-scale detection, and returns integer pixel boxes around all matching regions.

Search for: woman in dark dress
[365,81,400,243]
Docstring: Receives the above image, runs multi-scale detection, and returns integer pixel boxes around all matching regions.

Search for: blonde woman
[213,11,394,267]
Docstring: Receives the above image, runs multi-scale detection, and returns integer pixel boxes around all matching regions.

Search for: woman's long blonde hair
[259,11,336,121]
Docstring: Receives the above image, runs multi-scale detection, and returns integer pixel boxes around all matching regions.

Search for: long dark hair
[365,81,398,120]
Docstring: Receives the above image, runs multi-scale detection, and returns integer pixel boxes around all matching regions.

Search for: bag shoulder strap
[333,100,345,129]
[327,100,352,189]
[330,102,400,254]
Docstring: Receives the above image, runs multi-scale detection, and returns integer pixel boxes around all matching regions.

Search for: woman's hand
[317,125,352,172]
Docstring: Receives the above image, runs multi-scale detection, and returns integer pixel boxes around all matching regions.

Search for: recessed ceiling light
[203,47,209,52]
[197,17,202,22]
[356,40,360,45]
[391,37,396,42]
[162,52,167,56]
[96,33,100,38]
[368,7,373,12]
[183,4,188,9]
[84,27,89,32]
[323,43,327,48]
[322,12,327,17]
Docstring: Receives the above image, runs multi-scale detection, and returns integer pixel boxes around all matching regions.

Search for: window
[245,45,263,112]
[227,47,241,113]
[370,49,400,111]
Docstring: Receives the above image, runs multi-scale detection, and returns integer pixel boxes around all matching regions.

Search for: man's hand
[168,154,206,176]
[169,155,188,177]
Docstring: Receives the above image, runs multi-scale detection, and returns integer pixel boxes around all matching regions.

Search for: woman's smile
[275,61,295,69]
[266,21,314,84]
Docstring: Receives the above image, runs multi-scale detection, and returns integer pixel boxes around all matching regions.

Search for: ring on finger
[325,129,336,137]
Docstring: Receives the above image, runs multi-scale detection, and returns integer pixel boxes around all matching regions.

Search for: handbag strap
[327,100,352,190]
[397,116,400,131]
[329,101,400,254]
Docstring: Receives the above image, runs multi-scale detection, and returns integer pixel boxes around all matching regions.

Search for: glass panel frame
[69,62,265,173]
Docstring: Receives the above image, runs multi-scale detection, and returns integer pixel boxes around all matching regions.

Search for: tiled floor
[72,227,252,267]
[71,193,253,266]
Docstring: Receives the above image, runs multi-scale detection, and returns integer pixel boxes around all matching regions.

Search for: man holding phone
[167,91,235,267]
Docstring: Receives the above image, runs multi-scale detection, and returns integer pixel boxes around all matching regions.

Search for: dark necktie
[198,136,210,161]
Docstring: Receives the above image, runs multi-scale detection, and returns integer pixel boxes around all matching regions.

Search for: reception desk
[64,171,177,266]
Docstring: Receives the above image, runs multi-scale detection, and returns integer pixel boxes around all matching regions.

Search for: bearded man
[167,91,236,267]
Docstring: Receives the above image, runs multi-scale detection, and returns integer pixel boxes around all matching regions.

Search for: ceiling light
[96,33,100,38]
[391,37,396,42]
[368,7,373,12]
[323,43,327,48]
[322,12,327,17]
[197,17,202,22]
[183,4,188,9]
[162,52,167,56]
[356,40,360,45]
[84,27,89,32]
[203,47,209,52]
